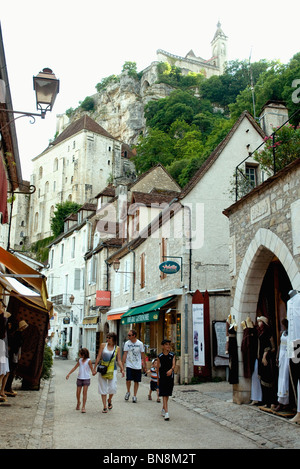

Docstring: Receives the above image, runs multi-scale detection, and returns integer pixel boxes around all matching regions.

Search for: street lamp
[33,68,59,118]
[1,67,59,125]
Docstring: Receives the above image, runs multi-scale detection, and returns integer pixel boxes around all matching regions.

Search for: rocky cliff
[56,62,174,147]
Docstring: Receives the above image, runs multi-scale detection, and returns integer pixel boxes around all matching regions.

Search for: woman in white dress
[93,332,124,413]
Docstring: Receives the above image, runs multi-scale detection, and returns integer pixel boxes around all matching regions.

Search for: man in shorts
[122,329,146,403]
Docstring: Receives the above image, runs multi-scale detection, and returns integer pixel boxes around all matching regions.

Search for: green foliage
[30,236,55,263]
[157,62,205,90]
[95,75,120,92]
[41,344,53,381]
[50,201,81,238]
[122,61,141,79]
[254,124,300,174]
[79,96,95,111]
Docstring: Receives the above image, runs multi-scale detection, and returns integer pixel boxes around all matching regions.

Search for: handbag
[97,347,116,376]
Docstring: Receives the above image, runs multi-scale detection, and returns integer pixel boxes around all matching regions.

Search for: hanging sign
[159,261,180,274]
[96,290,111,306]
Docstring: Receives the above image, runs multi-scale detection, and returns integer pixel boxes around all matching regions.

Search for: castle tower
[211,21,228,74]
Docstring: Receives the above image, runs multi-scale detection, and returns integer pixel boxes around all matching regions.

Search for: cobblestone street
[1,359,300,451]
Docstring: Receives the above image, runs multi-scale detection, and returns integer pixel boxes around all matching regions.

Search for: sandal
[102,408,108,413]
[157,398,161,403]
[148,395,152,400]
[108,401,113,410]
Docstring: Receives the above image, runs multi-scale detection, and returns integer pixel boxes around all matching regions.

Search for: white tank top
[78,358,91,379]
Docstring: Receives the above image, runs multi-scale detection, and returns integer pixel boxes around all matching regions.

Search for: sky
[1,0,299,180]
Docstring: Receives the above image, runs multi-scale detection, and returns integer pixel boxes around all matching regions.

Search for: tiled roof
[52,115,117,146]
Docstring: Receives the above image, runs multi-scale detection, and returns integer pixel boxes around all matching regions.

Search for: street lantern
[33,68,59,118]
[113,258,120,272]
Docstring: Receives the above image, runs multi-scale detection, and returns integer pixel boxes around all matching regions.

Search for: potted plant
[61,344,68,358]
[54,346,60,356]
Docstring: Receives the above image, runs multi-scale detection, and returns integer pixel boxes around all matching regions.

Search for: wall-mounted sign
[96,290,111,306]
[159,261,180,274]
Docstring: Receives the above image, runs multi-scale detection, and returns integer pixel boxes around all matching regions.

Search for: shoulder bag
[97,346,116,376]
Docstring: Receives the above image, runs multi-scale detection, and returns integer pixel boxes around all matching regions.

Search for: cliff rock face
[56,63,174,147]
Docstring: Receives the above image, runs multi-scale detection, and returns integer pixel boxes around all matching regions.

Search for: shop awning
[107,313,123,321]
[0,246,48,307]
[121,296,174,325]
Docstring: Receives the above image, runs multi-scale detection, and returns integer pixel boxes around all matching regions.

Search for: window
[140,253,145,289]
[50,249,54,268]
[114,270,120,296]
[71,237,75,259]
[60,244,64,264]
[53,158,58,171]
[124,259,131,293]
[245,164,257,188]
[34,212,39,232]
[88,257,97,284]
[74,268,81,290]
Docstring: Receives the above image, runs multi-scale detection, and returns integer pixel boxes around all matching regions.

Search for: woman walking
[93,332,124,413]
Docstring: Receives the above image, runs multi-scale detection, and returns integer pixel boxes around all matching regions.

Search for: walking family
[65,330,175,420]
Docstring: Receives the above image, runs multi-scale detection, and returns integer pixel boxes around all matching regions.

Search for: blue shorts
[76,378,90,387]
[126,367,142,382]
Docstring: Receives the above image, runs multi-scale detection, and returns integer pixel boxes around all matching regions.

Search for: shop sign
[121,311,159,325]
[63,317,70,324]
[159,261,180,274]
[96,290,111,306]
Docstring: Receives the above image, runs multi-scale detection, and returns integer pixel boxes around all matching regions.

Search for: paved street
[1,358,300,451]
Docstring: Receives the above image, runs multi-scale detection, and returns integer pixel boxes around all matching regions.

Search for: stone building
[15,114,135,247]
[157,22,228,77]
[223,156,300,404]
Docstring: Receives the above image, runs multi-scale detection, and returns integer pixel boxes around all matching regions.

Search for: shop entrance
[257,258,292,348]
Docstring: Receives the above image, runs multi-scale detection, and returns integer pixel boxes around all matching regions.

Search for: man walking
[122,329,146,403]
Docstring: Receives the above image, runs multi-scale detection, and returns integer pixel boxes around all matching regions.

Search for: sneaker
[164,412,169,421]
[132,396,137,403]
[161,408,165,417]
[124,392,130,401]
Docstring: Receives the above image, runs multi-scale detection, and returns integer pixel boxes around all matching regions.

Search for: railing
[235,108,300,202]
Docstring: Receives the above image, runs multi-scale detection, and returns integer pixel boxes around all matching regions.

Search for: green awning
[121,297,174,325]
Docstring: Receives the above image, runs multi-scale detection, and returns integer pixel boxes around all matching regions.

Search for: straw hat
[18,320,28,330]
[257,316,268,325]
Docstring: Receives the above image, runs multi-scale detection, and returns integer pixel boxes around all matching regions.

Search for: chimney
[258,100,289,136]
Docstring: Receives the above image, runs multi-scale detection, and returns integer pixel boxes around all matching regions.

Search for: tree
[133,129,174,174]
[51,201,81,238]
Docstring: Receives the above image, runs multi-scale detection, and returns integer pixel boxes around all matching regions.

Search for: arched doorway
[231,228,300,403]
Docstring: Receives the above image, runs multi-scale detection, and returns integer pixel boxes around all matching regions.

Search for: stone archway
[230,228,300,403]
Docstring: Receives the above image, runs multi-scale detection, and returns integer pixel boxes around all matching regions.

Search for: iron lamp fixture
[1,68,59,125]
[112,258,135,276]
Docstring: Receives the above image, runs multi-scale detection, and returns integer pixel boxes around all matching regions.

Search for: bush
[41,344,53,381]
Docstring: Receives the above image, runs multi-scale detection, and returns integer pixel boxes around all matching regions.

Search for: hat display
[257,316,268,325]
[18,320,28,330]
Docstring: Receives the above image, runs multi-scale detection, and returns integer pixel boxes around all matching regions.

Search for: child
[157,339,175,421]
[147,358,160,402]
[66,348,94,413]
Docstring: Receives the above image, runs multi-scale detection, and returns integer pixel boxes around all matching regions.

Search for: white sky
[1,0,299,180]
